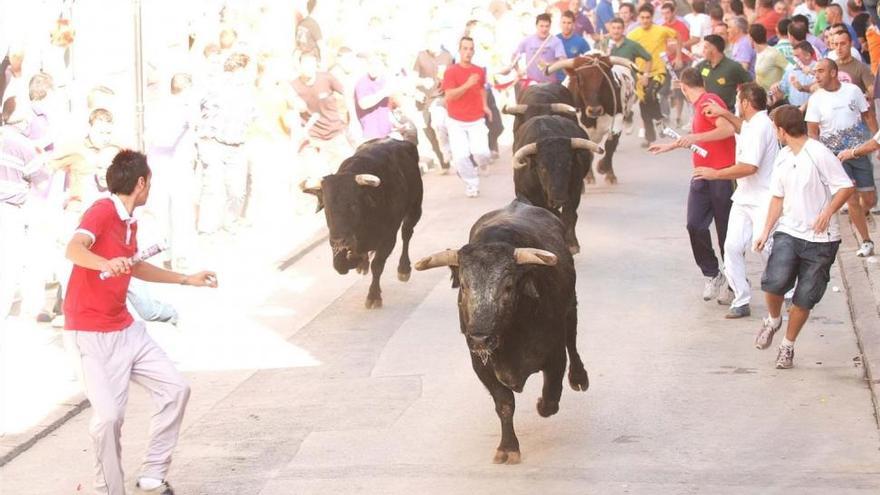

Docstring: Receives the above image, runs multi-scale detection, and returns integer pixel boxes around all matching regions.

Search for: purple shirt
[354,75,392,140]
[513,34,566,83]
[0,126,46,206]
[732,36,757,76]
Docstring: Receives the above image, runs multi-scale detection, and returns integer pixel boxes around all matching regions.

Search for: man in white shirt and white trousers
[753,105,855,370]
[697,83,779,319]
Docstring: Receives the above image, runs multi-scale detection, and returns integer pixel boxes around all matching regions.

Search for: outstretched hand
[184,271,219,288]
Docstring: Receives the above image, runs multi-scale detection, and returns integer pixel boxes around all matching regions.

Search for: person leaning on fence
[753,105,855,369]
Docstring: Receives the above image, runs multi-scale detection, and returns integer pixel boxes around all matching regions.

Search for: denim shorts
[761,232,840,310]
[842,155,876,191]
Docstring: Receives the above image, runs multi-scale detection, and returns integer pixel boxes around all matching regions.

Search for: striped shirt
[0,126,48,206]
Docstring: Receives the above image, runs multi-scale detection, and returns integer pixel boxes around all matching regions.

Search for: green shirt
[695,56,753,110]
[609,38,651,64]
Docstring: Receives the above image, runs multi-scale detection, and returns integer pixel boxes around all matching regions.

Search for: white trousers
[0,203,25,318]
[64,321,190,495]
[427,102,452,164]
[723,202,770,308]
[446,117,490,191]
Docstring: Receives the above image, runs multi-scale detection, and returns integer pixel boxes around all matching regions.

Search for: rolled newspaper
[661,127,709,158]
[99,242,168,280]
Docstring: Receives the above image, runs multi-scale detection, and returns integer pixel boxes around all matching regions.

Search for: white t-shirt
[792,5,817,30]
[769,139,854,242]
[826,47,862,62]
[683,13,712,39]
[734,110,778,206]
[804,82,869,153]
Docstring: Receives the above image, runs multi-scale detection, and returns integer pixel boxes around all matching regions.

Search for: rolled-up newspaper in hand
[662,127,709,158]
[99,242,168,280]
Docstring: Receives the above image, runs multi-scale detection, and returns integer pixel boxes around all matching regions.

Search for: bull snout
[468,333,499,351]
[585,105,604,118]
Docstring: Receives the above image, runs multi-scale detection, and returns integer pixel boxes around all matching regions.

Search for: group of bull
[299,54,638,465]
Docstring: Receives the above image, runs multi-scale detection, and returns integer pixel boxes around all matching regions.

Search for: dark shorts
[842,155,876,191]
[761,232,840,310]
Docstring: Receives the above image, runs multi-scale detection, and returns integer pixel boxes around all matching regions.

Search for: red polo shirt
[64,196,138,332]
[442,63,486,122]
[692,92,735,169]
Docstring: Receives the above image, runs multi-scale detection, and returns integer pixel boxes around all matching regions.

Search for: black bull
[511,114,603,254]
[415,199,589,464]
[301,138,423,309]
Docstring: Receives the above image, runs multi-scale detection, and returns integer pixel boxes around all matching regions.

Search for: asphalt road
[2,134,879,495]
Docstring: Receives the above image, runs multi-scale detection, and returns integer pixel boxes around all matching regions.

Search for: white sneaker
[856,240,875,257]
[702,272,725,301]
[465,187,479,198]
[716,284,734,306]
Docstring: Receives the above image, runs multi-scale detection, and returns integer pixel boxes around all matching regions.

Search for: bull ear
[414,249,459,271]
[299,179,324,212]
[450,266,461,288]
[513,248,558,266]
[355,174,381,187]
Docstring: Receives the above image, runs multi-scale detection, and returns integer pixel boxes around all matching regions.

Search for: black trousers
[639,79,663,143]
[485,85,503,153]
[686,178,733,277]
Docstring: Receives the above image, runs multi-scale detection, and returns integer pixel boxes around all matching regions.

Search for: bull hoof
[597,162,609,174]
[568,366,590,391]
[568,244,580,255]
[537,397,559,417]
[365,297,383,309]
[585,175,596,185]
[604,174,618,185]
[397,270,411,282]
[493,449,522,465]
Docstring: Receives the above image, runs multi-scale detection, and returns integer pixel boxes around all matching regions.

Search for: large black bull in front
[545,54,638,185]
[301,138,423,309]
[512,114,603,254]
[415,199,589,465]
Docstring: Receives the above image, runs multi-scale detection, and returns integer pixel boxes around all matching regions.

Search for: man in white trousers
[63,150,217,495]
[695,82,779,318]
[442,36,492,197]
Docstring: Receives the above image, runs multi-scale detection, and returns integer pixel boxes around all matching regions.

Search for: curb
[837,218,880,427]
[0,226,329,468]
[0,396,89,467]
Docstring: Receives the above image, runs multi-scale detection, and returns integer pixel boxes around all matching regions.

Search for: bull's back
[513,115,588,152]
[338,138,422,210]
[471,200,573,274]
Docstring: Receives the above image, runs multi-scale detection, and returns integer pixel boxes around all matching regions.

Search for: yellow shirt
[626,25,678,78]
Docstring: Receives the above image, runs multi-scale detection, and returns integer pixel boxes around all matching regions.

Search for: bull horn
[414,249,459,270]
[545,58,576,75]
[299,177,322,194]
[502,104,527,115]
[513,248,558,266]
[512,143,538,169]
[549,103,577,114]
[571,138,604,155]
[354,174,381,187]
[609,56,637,70]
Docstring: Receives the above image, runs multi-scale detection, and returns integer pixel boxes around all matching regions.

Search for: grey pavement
[2,135,879,494]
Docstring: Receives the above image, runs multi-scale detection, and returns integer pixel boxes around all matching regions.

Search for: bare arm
[807,122,820,140]
[444,74,479,102]
[131,262,217,287]
[693,163,758,180]
[811,186,854,234]
[66,233,123,273]
[754,195,784,252]
[357,86,391,110]
[685,114,735,143]
[862,109,878,135]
